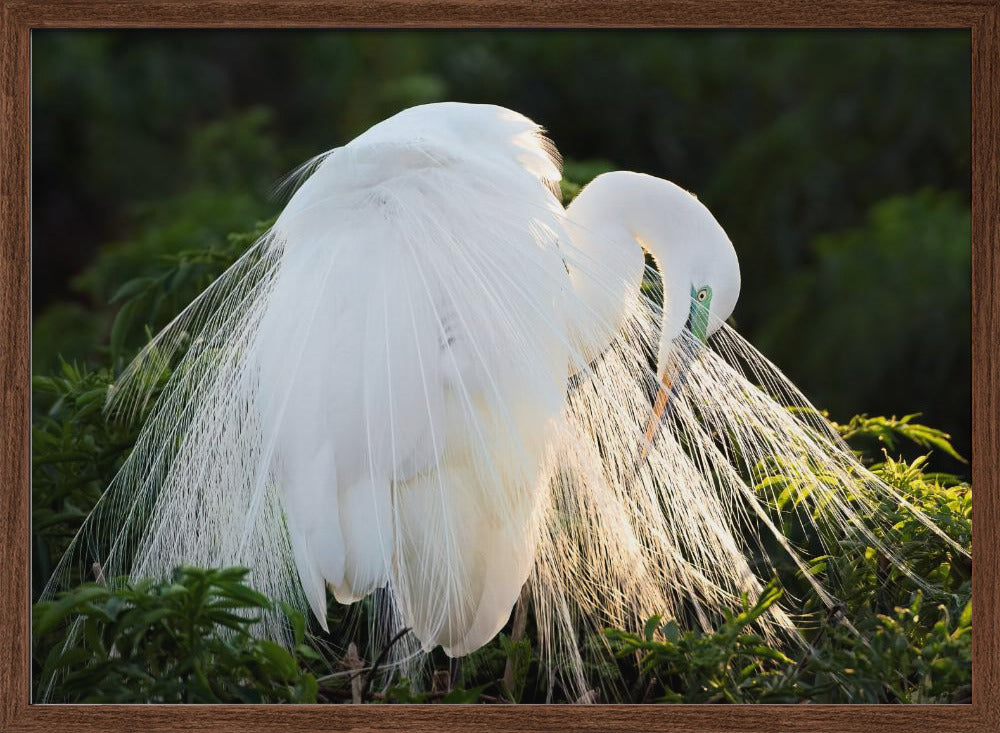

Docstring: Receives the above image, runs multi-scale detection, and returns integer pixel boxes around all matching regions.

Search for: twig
[359,626,411,701]
[345,642,363,704]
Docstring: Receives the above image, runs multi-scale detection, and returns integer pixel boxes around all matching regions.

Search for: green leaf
[441,684,489,704]
[662,620,680,643]
[256,640,298,680]
[110,276,155,304]
[643,614,662,642]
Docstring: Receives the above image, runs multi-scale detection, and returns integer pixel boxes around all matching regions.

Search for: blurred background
[31,30,971,465]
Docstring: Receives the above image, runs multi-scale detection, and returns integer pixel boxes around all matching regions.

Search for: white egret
[47,102,965,697]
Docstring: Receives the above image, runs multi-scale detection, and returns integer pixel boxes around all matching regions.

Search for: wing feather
[255,103,572,647]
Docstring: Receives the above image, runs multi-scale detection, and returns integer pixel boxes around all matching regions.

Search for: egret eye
[697,288,708,302]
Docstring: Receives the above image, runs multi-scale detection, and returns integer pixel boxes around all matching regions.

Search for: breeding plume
[49,102,963,693]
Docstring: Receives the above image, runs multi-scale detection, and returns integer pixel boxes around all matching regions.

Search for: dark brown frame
[2,2,996,731]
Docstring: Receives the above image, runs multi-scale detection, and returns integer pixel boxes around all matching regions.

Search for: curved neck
[566,171,721,372]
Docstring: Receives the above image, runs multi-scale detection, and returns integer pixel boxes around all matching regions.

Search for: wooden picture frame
[2,1,996,730]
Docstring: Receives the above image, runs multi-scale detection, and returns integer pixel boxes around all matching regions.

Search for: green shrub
[35,566,320,703]
[605,583,970,704]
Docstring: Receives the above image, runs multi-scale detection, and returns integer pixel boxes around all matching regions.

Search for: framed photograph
[3,1,997,731]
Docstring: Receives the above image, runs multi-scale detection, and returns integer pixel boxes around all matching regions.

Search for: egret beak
[640,371,675,460]
[645,373,673,441]
[640,310,709,460]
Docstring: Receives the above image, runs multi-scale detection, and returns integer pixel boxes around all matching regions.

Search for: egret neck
[564,171,740,449]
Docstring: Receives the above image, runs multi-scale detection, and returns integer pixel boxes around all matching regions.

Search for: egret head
[682,215,740,345]
[639,180,740,374]
[565,170,741,373]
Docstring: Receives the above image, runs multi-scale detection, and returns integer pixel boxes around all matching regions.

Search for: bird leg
[449,657,463,691]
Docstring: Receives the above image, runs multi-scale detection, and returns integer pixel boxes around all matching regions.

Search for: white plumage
[255,104,573,653]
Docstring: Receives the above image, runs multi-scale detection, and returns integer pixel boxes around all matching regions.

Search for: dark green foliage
[32,361,145,596]
[105,216,275,359]
[498,633,533,701]
[605,583,970,704]
[605,582,797,703]
[836,413,966,464]
[32,108,280,373]
[35,567,319,703]
[756,191,971,465]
